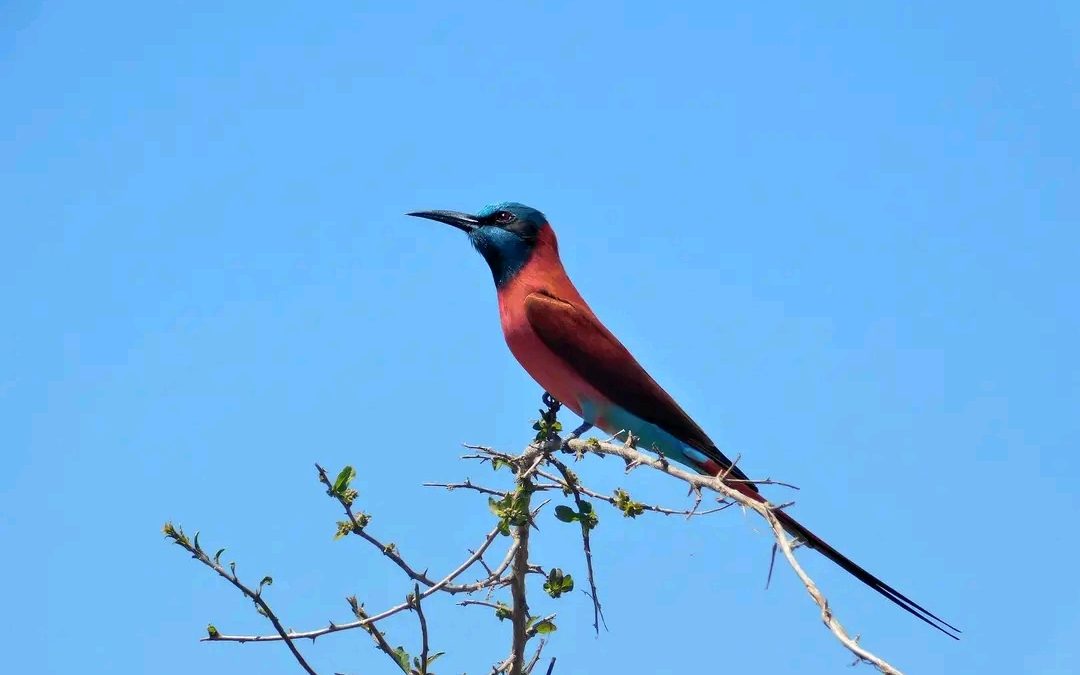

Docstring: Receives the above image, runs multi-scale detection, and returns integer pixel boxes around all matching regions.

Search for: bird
[407,201,959,639]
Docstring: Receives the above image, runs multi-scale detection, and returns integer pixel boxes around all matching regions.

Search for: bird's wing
[524,291,755,488]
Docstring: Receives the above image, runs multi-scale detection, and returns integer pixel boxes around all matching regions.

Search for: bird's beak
[406,210,480,233]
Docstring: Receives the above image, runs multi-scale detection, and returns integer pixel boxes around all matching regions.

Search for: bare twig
[423,479,509,498]
[523,638,547,674]
[547,457,606,634]
[458,599,505,611]
[412,584,431,674]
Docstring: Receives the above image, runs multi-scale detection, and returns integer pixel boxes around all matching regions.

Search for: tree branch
[162,524,318,675]
[560,437,904,674]
[170,405,907,674]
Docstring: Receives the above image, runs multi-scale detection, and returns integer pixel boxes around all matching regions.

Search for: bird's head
[407,202,551,287]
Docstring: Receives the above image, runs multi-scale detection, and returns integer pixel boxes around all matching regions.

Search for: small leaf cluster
[162,521,189,547]
[493,602,512,621]
[332,512,371,540]
[329,465,359,506]
[392,646,444,674]
[532,404,563,442]
[554,501,598,531]
[488,486,532,536]
[543,568,575,599]
[613,488,646,518]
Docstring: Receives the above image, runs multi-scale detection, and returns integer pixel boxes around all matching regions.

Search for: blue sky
[3,2,1078,673]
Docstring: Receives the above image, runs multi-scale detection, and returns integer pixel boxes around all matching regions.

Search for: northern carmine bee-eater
[408,202,959,639]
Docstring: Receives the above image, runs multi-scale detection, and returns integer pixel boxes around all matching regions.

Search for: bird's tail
[719,475,960,640]
[771,506,960,639]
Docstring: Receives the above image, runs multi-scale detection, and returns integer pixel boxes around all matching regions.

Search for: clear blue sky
[3,2,1078,674]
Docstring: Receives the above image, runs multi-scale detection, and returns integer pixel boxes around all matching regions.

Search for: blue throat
[469,226,536,287]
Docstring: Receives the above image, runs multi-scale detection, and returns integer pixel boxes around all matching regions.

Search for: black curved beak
[407,210,480,233]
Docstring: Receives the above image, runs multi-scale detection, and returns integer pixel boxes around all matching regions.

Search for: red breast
[495,225,606,415]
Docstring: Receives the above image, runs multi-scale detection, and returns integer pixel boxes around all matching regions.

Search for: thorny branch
[162,523,318,675]
[412,584,431,674]
[546,456,606,633]
[166,396,909,675]
[508,457,535,675]
[555,436,906,675]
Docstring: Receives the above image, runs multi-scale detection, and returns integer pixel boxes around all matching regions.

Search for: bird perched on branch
[408,201,958,639]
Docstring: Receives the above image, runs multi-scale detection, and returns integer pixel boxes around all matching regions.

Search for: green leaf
[554,505,577,523]
[494,602,512,621]
[393,646,411,673]
[534,619,557,634]
[206,624,219,639]
[543,568,575,598]
[193,531,202,553]
[333,466,357,495]
[214,548,226,565]
[260,576,273,589]
[426,652,445,666]
[578,501,593,514]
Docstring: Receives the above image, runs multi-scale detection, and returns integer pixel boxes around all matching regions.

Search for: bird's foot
[541,391,561,413]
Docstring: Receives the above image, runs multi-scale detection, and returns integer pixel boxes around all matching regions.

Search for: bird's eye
[494,210,515,224]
